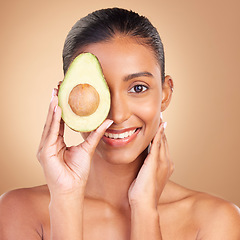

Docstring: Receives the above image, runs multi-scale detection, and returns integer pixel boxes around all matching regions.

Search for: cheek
[137,92,162,124]
[134,92,162,139]
[139,101,161,120]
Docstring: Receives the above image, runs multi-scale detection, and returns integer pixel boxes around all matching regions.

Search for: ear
[161,75,174,112]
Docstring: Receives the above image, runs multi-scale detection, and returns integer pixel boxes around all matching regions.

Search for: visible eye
[129,85,148,93]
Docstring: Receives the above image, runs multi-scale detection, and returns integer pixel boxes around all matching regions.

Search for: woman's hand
[37,88,113,197]
[128,121,174,209]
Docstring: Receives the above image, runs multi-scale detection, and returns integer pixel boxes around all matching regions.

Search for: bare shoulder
[164,181,240,239]
[0,185,50,239]
[192,191,240,239]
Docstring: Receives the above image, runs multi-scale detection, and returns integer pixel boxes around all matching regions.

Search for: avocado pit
[68,83,100,116]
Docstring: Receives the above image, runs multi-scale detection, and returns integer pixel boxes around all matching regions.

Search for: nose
[107,92,131,125]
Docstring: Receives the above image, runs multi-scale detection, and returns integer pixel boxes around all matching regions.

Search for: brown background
[0,0,239,206]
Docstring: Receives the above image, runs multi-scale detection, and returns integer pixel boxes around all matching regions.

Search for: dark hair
[62,7,165,83]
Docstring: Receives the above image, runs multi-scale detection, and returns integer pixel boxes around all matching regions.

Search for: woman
[0,7,239,239]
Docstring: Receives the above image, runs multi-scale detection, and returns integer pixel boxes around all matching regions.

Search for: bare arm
[130,206,162,239]
[48,194,84,240]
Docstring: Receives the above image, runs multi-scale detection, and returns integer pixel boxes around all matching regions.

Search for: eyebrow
[123,71,154,81]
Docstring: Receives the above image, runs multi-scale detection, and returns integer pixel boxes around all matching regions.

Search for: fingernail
[106,120,114,129]
[163,122,167,129]
[160,112,163,119]
[54,105,58,113]
[51,89,57,102]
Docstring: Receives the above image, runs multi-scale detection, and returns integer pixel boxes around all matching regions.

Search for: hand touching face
[128,121,174,208]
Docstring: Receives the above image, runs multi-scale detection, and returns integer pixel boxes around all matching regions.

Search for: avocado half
[58,53,111,132]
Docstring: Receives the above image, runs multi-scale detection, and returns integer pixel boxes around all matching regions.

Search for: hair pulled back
[62,7,165,83]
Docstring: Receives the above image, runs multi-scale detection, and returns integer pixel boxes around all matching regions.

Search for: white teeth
[119,133,125,139]
[104,129,137,139]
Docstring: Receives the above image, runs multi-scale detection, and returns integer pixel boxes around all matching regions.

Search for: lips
[102,127,141,147]
[104,129,136,139]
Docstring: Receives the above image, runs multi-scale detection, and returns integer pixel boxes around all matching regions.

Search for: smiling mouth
[104,128,139,139]
[102,127,141,147]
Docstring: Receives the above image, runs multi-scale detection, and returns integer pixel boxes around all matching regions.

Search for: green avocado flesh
[58,53,111,132]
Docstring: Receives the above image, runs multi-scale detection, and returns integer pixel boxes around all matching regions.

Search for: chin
[95,143,148,166]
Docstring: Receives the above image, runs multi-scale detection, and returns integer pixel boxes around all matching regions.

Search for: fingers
[79,119,113,155]
[37,88,63,168]
[161,134,175,175]
[38,80,63,149]
[38,89,58,151]
[144,122,166,172]
[158,128,174,178]
[148,122,174,177]
[150,122,166,155]
[45,99,62,147]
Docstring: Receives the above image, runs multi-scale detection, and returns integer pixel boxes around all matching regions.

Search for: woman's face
[80,36,164,164]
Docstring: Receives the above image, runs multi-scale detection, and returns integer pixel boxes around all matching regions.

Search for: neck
[85,149,148,210]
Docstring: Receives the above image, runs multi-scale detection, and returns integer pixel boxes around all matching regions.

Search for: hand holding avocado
[37,87,113,196]
[37,53,113,196]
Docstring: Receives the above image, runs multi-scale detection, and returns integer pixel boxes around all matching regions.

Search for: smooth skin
[0,36,240,240]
